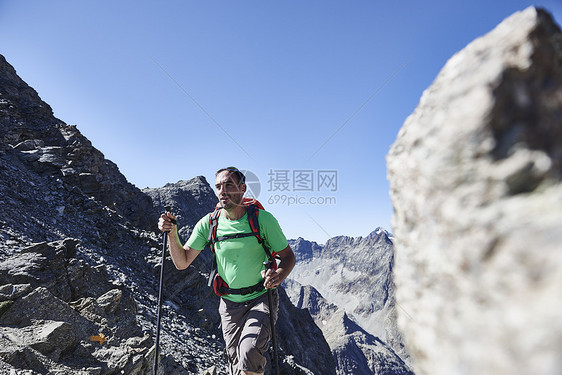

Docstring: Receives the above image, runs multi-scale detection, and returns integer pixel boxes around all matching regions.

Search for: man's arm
[159,213,201,270]
[264,245,296,289]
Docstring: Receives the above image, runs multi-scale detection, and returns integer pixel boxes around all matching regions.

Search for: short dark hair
[216,166,246,185]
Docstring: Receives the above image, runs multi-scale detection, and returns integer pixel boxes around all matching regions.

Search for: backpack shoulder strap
[207,207,222,287]
[247,204,276,261]
[208,207,222,253]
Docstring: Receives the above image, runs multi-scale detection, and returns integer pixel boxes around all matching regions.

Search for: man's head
[215,167,247,209]
[216,167,246,185]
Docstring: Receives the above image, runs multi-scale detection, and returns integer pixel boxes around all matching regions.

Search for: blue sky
[1,1,561,243]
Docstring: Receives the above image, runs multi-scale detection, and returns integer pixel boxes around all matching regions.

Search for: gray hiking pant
[219,289,279,375]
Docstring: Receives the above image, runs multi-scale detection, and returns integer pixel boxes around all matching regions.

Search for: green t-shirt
[186,208,288,302]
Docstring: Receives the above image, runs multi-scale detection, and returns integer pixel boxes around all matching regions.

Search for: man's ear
[240,183,247,194]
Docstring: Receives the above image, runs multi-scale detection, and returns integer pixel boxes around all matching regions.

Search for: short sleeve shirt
[186,208,288,302]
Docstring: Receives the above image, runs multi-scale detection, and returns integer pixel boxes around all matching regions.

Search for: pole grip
[164,206,177,225]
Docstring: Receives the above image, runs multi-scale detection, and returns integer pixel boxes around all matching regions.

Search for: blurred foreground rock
[387,6,562,375]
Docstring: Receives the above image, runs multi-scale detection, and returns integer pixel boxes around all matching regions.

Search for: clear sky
[1,1,561,243]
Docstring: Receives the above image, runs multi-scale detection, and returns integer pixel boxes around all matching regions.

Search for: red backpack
[207,197,278,296]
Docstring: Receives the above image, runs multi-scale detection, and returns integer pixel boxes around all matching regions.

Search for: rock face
[276,288,337,375]
[387,7,562,375]
[143,178,218,268]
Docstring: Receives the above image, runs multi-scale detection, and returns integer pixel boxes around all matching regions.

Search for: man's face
[215,171,246,209]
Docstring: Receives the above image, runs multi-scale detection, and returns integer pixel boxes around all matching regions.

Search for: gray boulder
[387,6,562,375]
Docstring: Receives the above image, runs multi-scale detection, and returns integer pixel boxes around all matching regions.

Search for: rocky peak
[290,237,323,262]
[322,227,392,254]
[143,177,217,232]
[0,55,54,134]
[1,54,156,230]
[364,227,393,246]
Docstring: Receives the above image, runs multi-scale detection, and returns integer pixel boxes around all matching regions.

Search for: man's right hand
[158,213,177,233]
[158,212,200,271]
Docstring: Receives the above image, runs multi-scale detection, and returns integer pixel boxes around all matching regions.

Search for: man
[158,167,296,375]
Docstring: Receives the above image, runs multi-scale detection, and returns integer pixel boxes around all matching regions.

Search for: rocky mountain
[143,178,218,236]
[286,229,399,345]
[387,7,562,375]
[0,53,336,374]
[285,230,412,375]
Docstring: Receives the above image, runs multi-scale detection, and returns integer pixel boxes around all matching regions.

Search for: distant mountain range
[288,229,395,336]
[285,230,412,374]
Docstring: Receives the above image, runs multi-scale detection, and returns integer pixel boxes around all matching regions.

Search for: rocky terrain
[0,53,338,374]
[387,6,562,375]
[5,4,554,375]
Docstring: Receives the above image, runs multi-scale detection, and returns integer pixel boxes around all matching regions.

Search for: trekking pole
[264,261,280,375]
[154,206,176,375]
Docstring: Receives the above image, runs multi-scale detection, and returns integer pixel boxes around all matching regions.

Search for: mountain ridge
[285,228,412,374]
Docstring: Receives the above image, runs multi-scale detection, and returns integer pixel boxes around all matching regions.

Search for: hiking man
[158,167,296,375]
